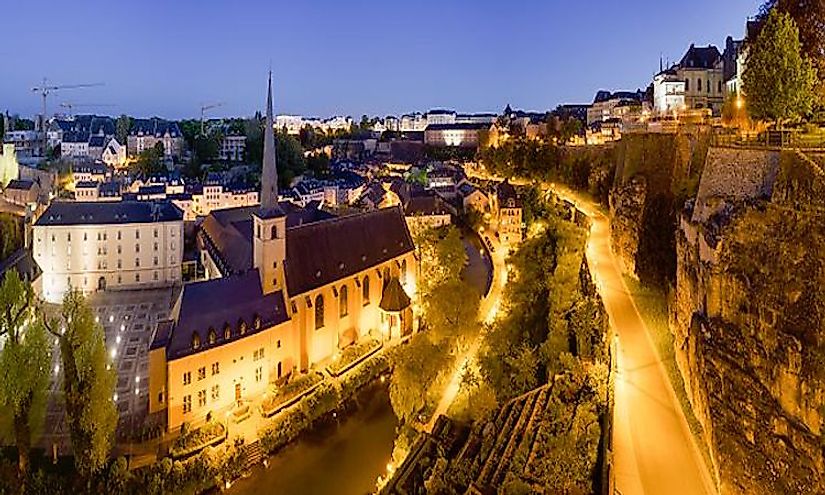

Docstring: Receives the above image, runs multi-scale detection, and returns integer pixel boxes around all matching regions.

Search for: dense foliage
[44,290,118,479]
[744,9,819,123]
[0,214,23,260]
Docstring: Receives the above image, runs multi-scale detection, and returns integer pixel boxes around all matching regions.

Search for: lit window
[183,395,191,413]
[362,276,370,305]
[315,294,324,329]
[339,285,348,317]
[197,367,206,381]
[192,332,201,350]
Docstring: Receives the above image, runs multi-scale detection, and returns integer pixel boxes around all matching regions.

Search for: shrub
[169,421,226,458]
[261,371,323,416]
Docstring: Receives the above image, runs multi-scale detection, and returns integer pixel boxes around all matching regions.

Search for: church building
[149,74,417,430]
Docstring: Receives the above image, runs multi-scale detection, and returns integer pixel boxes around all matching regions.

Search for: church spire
[259,71,282,215]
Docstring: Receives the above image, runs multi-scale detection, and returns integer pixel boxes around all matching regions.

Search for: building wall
[499,206,523,246]
[290,250,417,369]
[33,220,183,303]
[424,129,480,148]
[679,68,725,113]
[161,319,295,430]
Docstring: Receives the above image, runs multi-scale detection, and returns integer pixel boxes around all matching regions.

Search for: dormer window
[224,323,231,340]
[208,328,217,345]
[239,318,248,335]
[254,315,262,330]
[192,332,201,350]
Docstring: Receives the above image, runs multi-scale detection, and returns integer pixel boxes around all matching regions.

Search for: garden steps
[245,440,263,469]
[490,386,549,486]
[476,389,536,486]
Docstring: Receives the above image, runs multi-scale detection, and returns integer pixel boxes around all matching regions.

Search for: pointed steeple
[259,71,282,216]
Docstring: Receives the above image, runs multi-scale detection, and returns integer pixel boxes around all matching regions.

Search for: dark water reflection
[230,385,397,495]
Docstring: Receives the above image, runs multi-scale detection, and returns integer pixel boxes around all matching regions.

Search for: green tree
[132,142,165,176]
[389,333,452,424]
[743,9,818,124]
[115,115,131,145]
[306,151,331,178]
[0,213,23,259]
[44,289,117,480]
[0,271,51,479]
[425,279,480,345]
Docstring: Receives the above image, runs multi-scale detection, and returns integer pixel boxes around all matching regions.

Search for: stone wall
[672,149,825,494]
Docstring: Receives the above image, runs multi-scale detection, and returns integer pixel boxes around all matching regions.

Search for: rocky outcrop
[673,149,825,494]
[609,131,710,286]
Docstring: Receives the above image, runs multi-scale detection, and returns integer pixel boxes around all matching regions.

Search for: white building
[400,113,427,132]
[101,138,127,169]
[219,135,246,161]
[33,201,184,303]
[191,182,259,217]
[653,72,687,114]
[426,110,457,126]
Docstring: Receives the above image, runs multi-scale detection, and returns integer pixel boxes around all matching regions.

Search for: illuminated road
[549,185,717,495]
[424,229,506,433]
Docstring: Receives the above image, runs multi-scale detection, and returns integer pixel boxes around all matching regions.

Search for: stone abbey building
[149,75,417,430]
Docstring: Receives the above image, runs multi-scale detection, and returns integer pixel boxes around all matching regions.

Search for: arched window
[400,259,407,284]
[223,323,231,340]
[315,294,325,329]
[208,327,217,345]
[362,276,370,306]
[192,332,201,350]
[254,314,262,330]
[339,285,348,317]
[270,225,277,240]
[238,318,248,335]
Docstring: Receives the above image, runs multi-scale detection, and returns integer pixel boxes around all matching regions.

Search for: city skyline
[2,0,761,120]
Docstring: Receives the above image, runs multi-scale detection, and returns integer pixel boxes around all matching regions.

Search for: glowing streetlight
[108,315,114,323]
[113,393,118,402]
[110,348,117,359]
[54,364,59,375]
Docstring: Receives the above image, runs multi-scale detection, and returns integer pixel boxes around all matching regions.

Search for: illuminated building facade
[149,75,417,431]
[32,200,184,303]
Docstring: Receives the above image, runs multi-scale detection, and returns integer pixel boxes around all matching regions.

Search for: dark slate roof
[380,277,411,312]
[427,109,456,115]
[405,194,453,217]
[497,180,521,206]
[138,184,166,195]
[200,203,335,275]
[88,135,106,148]
[163,270,290,360]
[285,206,414,296]
[129,118,182,138]
[679,44,722,70]
[63,131,90,144]
[425,123,489,131]
[35,201,183,226]
[0,249,39,283]
[5,179,36,191]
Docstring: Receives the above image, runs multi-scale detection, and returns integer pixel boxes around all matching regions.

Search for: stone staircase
[244,440,263,470]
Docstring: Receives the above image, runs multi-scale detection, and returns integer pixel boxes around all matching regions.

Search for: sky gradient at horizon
[2,0,762,120]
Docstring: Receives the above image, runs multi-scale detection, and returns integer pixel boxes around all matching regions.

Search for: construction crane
[200,102,224,135]
[59,102,115,118]
[31,78,103,155]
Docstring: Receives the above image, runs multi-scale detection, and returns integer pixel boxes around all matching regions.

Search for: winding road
[550,185,717,495]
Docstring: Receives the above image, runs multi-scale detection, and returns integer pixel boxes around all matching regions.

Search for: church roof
[678,44,722,70]
[284,206,414,296]
[158,270,290,361]
[379,277,411,312]
[199,203,335,276]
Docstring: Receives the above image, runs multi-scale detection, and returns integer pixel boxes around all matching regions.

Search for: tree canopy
[45,289,117,479]
[743,9,818,123]
[0,271,51,479]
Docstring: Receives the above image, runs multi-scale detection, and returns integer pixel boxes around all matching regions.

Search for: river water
[229,385,397,495]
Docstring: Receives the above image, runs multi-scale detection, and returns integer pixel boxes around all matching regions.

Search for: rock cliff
[673,148,825,494]
[609,131,709,286]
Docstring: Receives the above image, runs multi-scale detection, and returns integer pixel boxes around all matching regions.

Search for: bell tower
[253,71,286,295]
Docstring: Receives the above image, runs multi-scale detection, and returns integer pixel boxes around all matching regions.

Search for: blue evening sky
[1,0,762,120]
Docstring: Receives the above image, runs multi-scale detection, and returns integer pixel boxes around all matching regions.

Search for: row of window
[684,78,723,94]
[45,228,174,244]
[181,367,265,415]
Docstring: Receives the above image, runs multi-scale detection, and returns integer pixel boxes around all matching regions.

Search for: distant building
[3,179,40,208]
[4,130,43,158]
[33,200,184,303]
[458,182,489,213]
[70,162,108,185]
[101,137,127,169]
[424,123,489,148]
[403,191,454,236]
[491,180,522,248]
[128,119,183,159]
[455,113,497,125]
[219,134,246,161]
[426,109,457,127]
[653,44,725,116]
[586,90,646,126]
[61,131,91,158]
[0,144,20,187]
